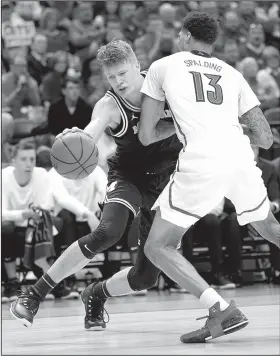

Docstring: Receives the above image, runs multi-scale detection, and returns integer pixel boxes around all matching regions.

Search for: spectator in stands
[69,2,106,62]
[2,55,41,118]
[261,46,280,89]
[102,1,120,24]
[222,11,244,43]
[238,1,257,34]
[199,1,219,19]
[135,49,150,71]
[223,41,241,68]
[41,50,68,106]
[2,141,53,301]
[120,2,143,43]
[34,77,92,136]
[49,164,107,243]
[182,199,242,289]
[27,33,50,85]
[250,146,280,285]
[1,112,15,168]
[39,8,69,53]
[239,23,266,66]
[239,57,280,105]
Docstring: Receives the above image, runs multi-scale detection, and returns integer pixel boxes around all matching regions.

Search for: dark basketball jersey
[106,71,182,175]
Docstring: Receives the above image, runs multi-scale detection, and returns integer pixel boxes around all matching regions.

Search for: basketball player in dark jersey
[11,40,182,330]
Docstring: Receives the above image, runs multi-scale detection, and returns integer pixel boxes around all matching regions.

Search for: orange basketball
[51,131,99,180]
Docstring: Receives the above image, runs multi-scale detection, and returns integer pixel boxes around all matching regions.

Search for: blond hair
[97,39,137,67]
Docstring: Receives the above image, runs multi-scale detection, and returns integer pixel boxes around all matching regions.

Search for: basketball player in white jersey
[139,11,280,343]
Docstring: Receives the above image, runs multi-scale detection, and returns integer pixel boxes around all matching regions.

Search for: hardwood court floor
[1,284,279,355]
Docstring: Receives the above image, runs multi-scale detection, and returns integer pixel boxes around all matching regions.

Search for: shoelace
[87,295,109,324]
[17,290,41,314]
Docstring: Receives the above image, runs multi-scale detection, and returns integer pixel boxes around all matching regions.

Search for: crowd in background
[1,1,280,302]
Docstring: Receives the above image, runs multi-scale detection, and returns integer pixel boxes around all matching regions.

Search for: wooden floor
[1,284,280,355]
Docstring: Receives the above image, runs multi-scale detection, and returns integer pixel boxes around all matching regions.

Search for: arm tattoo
[239,106,273,149]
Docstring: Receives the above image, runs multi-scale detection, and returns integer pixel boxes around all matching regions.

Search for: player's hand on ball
[56,127,83,139]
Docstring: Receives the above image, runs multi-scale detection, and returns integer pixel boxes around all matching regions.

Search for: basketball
[50,131,99,180]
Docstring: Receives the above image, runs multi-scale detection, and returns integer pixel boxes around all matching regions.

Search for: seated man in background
[32,78,92,137]
[182,198,243,289]
[1,141,96,302]
[249,146,280,284]
[2,140,54,301]
[2,56,41,119]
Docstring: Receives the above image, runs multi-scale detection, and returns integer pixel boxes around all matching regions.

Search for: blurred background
[1,1,280,303]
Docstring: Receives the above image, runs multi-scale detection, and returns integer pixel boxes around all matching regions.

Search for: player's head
[97,39,140,97]
[179,11,219,51]
[13,140,36,177]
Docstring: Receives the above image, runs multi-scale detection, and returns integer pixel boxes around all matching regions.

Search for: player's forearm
[84,120,103,143]
[139,121,175,145]
[240,106,273,149]
[154,120,176,142]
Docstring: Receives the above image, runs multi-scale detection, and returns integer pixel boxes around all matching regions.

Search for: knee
[128,266,160,291]
[144,238,163,265]
[78,219,124,258]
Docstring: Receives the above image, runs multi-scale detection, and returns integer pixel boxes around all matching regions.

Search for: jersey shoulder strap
[105,90,128,138]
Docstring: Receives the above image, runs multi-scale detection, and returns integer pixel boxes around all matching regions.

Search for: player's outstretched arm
[139,95,175,146]
[83,96,118,142]
[239,106,273,149]
[57,96,118,143]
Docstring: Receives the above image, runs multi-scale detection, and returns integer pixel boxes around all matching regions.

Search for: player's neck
[188,43,212,56]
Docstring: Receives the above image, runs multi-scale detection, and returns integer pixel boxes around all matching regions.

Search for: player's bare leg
[10,204,132,327]
[250,209,280,248]
[144,209,248,343]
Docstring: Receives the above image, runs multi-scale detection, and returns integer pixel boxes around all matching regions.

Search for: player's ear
[185,30,191,43]
[135,60,140,71]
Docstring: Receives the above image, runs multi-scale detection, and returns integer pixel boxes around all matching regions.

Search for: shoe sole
[80,293,106,331]
[181,311,249,343]
[205,318,249,341]
[10,305,32,328]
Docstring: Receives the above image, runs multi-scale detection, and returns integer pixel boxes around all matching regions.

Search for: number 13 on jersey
[190,71,223,105]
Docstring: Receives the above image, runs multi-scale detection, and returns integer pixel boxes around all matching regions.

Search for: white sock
[200,288,229,311]
[106,267,134,296]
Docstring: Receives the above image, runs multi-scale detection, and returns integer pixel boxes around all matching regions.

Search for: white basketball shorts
[152,146,269,229]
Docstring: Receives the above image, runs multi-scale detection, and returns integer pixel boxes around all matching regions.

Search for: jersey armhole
[105,91,129,138]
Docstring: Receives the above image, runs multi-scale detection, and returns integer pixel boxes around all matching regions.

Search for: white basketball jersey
[141,51,260,155]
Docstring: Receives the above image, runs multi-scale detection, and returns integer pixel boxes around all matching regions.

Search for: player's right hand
[56,127,83,139]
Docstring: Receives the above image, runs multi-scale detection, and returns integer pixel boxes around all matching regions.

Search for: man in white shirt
[2,140,95,301]
[48,165,107,251]
[138,11,279,343]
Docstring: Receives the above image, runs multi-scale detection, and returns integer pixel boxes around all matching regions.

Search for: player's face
[104,60,140,97]
[14,149,36,175]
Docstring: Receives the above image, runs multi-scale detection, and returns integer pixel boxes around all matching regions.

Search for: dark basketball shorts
[104,166,175,245]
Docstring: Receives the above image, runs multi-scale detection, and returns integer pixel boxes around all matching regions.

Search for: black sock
[33,273,57,299]
[93,280,112,300]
